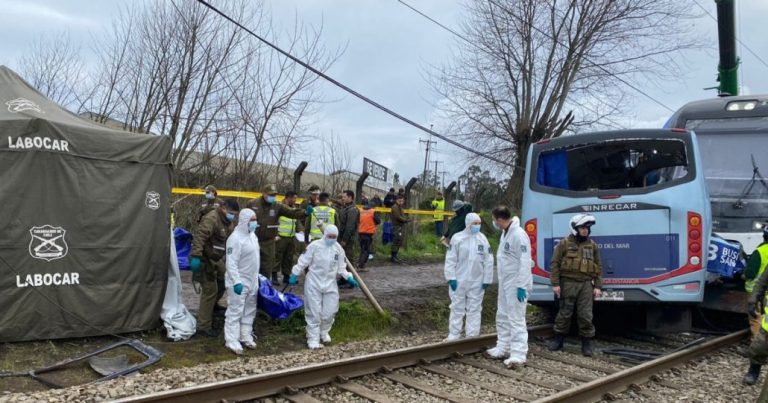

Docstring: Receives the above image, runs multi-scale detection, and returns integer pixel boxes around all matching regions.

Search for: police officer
[276,191,301,284]
[300,185,322,210]
[190,198,240,337]
[548,214,602,356]
[390,194,409,264]
[338,190,360,265]
[198,185,224,223]
[744,254,768,385]
[745,224,768,339]
[246,185,313,284]
[305,192,338,245]
[431,192,446,237]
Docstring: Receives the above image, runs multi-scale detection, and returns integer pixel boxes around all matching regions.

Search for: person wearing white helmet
[223,208,261,355]
[548,213,602,356]
[289,224,359,349]
[443,212,494,341]
[485,206,532,369]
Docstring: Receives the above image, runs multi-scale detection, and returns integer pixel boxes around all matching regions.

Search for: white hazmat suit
[487,216,533,365]
[224,208,260,353]
[291,225,353,349]
[444,212,494,340]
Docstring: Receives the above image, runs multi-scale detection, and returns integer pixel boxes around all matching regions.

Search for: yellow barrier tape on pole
[172,187,454,217]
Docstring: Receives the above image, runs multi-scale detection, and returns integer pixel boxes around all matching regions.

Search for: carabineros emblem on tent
[28,225,68,261]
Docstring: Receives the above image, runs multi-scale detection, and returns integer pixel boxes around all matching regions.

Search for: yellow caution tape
[172,187,454,217]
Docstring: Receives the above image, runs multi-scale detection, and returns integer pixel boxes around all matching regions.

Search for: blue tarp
[257,275,304,320]
[382,221,393,245]
[174,227,192,270]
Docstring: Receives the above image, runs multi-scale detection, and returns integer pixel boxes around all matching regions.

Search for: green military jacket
[550,235,603,288]
[246,197,307,243]
[391,203,408,229]
[191,209,232,261]
[197,197,224,223]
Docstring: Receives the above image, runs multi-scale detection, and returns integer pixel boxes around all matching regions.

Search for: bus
[667,95,768,255]
[522,129,711,305]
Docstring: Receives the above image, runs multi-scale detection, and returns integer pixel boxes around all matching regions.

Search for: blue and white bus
[522,129,711,304]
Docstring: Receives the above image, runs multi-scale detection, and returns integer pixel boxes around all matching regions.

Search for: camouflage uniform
[390,202,408,257]
[550,235,603,337]
[191,209,232,332]
[246,196,307,280]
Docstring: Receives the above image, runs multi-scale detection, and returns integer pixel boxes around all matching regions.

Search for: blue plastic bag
[382,221,393,245]
[174,227,193,270]
[257,275,304,319]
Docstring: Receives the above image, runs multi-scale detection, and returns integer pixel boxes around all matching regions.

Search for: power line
[193,0,513,168]
[692,0,768,72]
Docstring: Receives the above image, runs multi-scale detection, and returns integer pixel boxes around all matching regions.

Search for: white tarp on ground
[161,229,196,341]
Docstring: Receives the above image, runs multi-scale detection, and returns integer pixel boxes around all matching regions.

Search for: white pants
[224,285,258,345]
[305,285,339,343]
[448,283,485,339]
[495,276,528,363]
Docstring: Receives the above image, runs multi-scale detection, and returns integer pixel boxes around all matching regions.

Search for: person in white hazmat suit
[485,206,533,369]
[289,224,359,349]
[224,208,260,355]
[444,212,494,341]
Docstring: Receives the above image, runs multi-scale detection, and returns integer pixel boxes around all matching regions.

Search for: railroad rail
[117,326,748,403]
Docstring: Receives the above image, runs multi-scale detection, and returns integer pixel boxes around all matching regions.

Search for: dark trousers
[358,234,373,266]
[276,236,295,277]
[435,221,444,236]
[259,239,277,278]
[391,226,403,254]
[553,279,595,337]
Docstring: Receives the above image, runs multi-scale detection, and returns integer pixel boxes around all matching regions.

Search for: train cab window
[536,139,689,192]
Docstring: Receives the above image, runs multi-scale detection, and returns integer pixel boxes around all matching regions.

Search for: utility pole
[419,132,436,187]
[439,170,448,189]
[431,160,443,189]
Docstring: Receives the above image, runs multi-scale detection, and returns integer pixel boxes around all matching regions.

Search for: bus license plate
[596,290,624,301]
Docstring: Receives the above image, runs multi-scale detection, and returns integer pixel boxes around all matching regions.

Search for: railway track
[117,325,748,403]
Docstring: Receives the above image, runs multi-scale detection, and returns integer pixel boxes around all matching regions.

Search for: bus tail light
[687,212,703,268]
[525,219,549,278]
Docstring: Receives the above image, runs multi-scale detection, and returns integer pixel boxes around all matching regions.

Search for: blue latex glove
[346,276,359,288]
[233,283,243,295]
[289,274,299,285]
[448,280,457,291]
[517,287,527,302]
[482,283,490,290]
[305,205,314,215]
[190,256,201,273]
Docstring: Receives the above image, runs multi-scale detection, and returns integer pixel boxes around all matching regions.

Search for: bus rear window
[536,139,689,192]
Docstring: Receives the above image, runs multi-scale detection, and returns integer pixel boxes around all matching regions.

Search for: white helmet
[570,214,596,236]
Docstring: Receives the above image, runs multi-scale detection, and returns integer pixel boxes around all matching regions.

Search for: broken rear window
[535,138,691,193]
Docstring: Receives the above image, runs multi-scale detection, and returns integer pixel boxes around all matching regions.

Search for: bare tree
[318,132,352,195]
[432,0,702,210]
[17,31,85,109]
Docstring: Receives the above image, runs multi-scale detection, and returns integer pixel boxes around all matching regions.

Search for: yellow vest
[431,199,445,221]
[310,206,336,239]
[278,215,296,238]
[762,295,768,332]
[747,244,768,293]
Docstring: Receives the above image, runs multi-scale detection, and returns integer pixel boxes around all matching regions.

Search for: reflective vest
[747,244,768,293]
[431,199,445,221]
[278,215,296,238]
[359,208,376,235]
[309,206,336,239]
[762,295,768,332]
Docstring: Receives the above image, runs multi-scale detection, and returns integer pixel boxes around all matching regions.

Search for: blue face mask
[470,224,481,234]
[248,222,258,232]
[266,195,276,204]
[205,192,215,200]
[492,222,500,231]
[226,212,236,222]
[324,238,337,246]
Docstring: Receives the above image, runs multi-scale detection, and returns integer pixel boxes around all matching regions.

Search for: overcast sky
[1,0,767,188]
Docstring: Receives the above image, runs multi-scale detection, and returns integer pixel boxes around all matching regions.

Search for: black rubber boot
[548,333,564,351]
[391,253,405,264]
[271,272,279,284]
[581,337,594,357]
[744,364,762,385]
